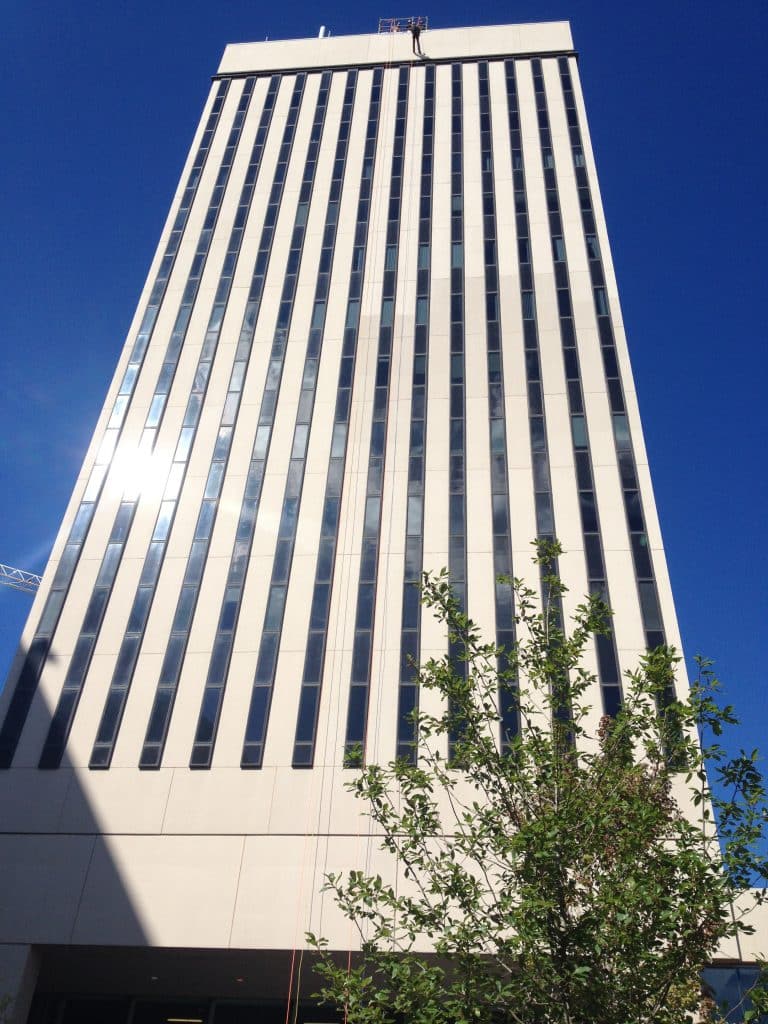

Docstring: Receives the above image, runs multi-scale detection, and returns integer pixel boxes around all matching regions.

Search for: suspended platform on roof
[378,16,428,32]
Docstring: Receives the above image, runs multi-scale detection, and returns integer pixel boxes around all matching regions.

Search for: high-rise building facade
[0,20,763,1024]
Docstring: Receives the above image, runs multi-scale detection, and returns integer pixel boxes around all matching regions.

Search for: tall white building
[0,20,762,1024]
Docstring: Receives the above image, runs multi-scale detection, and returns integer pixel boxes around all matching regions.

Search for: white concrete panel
[110,651,165,769]
[0,835,95,944]
[160,649,216,769]
[64,651,119,766]
[162,766,276,834]
[264,651,305,768]
[212,649,260,770]
[0,769,72,833]
[58,767,172,834]
[231,833,325,949]
[72,834,244,946]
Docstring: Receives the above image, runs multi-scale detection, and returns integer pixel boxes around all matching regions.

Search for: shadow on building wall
[0,641,338,1024]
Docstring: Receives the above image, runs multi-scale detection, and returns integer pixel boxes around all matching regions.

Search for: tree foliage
[308,541,768,1024]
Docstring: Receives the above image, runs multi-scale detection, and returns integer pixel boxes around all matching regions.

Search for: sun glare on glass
[108,442,169,502]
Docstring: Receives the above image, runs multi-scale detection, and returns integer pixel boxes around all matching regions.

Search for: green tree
[309,541,768,1024]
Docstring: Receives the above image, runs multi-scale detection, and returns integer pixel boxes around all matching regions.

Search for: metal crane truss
[0,564,42,594]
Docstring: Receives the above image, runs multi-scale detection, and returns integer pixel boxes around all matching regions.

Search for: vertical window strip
[446,63,468,759]
[556,57,666,654]
[134,75,307,771]
[0,78,231,770]
[85,77,281,770]
[531,59,622,717]
[477,63,518,747]
[232,71,358,770]
[395,64,435,764]
[290,70,385,769]
[37,78,254,770]
[502,61,569,722]
[343,66,411,762]
[176,73,325,770]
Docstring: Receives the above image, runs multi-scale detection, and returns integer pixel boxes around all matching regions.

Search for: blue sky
[1,0,766,769]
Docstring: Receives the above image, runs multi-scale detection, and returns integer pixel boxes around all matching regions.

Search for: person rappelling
[407,18,424,56]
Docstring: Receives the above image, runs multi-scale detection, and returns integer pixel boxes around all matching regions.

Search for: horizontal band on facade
[211,49,579,82]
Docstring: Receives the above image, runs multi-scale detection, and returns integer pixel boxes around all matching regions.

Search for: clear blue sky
[1,1,766,768]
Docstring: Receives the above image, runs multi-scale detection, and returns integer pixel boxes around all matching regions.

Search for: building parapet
[217,21,574,76]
